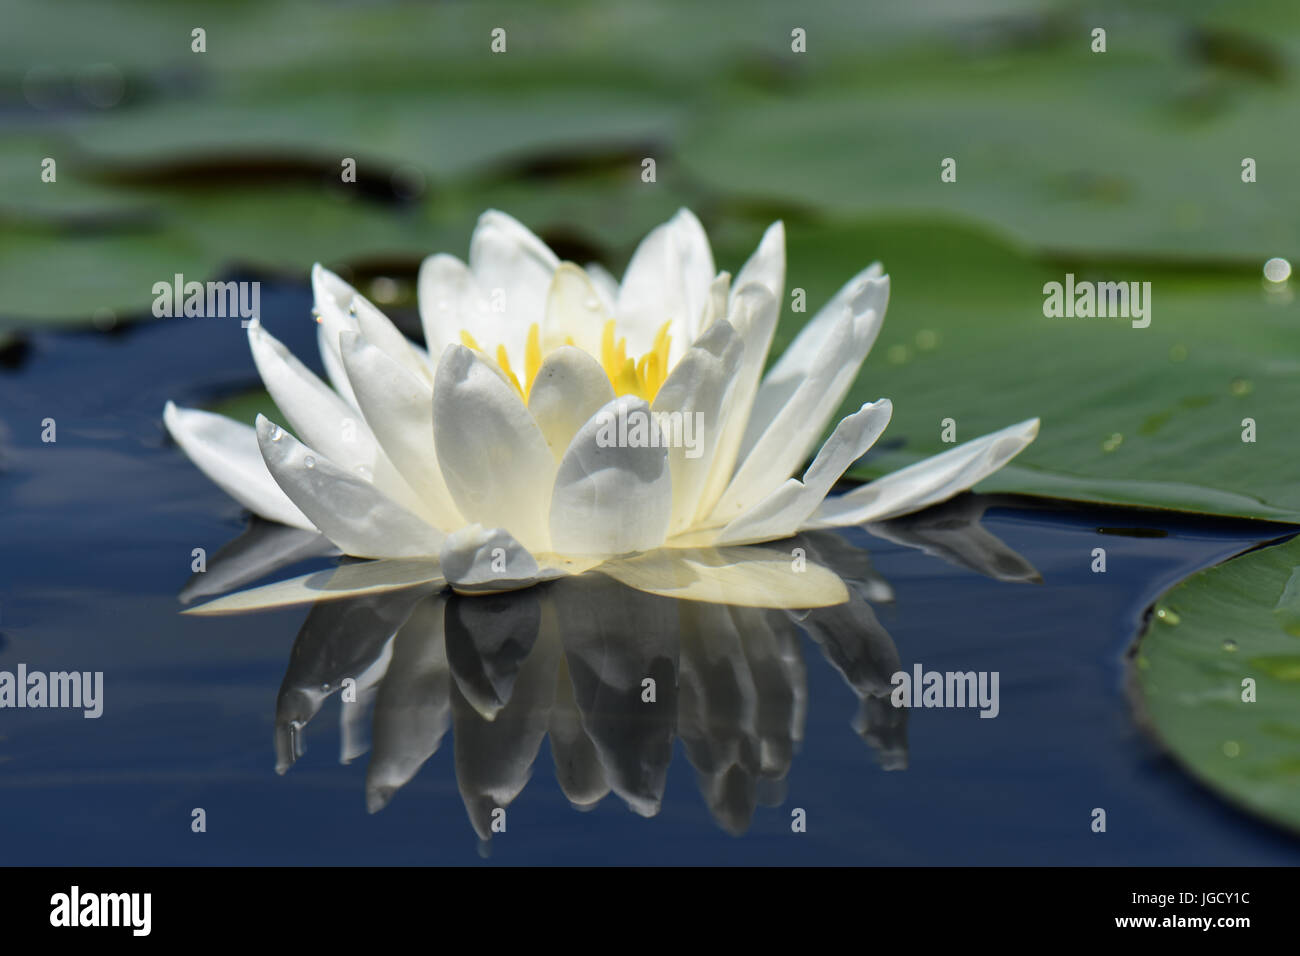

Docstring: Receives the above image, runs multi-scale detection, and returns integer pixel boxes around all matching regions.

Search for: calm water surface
[2,283,1297,865]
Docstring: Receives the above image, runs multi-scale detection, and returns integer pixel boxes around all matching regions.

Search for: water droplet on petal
[356,465,372,480]
[436,299,449,311]
[304,456,316,469]
[269,426,283,441]
[584,297,600,310]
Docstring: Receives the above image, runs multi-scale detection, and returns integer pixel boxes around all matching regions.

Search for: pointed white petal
[316,323,359,408]
[182,558,444,615]
[732,220,785,304]
[650,319,743,534]
[617,208,716,358]
[741,273,888,464]
[417,252,479,362]
[351,295,433,385]
[257,416,444,558]
[716,400,892,545]
[690,283,780,522]
[339,331,463,530]
[542,263,609,356]
[697,271,731,337]
[468,210,559,366]
[549,396,673,556]
[809,418,1041,528]
[712,285,886,523]
[164,401,315,530]
[583,262,619,312]
[526,345,615,462]
[598,547,848,608]
[433,344,556,551]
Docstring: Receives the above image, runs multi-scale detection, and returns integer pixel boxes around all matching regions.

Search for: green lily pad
[753,218,1300,522]
[1135,532,1300,834]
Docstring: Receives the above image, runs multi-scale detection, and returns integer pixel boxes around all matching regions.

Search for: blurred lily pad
[1134,531,1300,833]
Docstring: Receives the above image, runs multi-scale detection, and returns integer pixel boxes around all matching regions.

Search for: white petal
[317,323,359,408]
[616,208,715,359]
[741,273,888,465]
[711,285,886,523]
[417,253,479,362]
[696,271,731,337]
[182,558,444,615]
[247,320,425,513]
[583,262,619,312]
[351,295,433,385]
[339,331,463,530]
[598,547,848,609]
[439,525,563,593]
[549,396,673,556]
[650,319,743,534]
[468,210,559,365]
[164,401,315,529]
[432,344,556,551]
[311,264,361,399]
[731,220,785,304]
[179,522,336,606]
[716,400,892,545]
[527,345,615,461]
[809,418,1041,528]
[257,415,444,558]
[690,283,780,523]
[542,263,609,356]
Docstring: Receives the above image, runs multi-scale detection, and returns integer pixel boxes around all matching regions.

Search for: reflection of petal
[366,595,452,811]
[866,495,1042,584]
[548,654,611,810]
[677,603,761,835]
[789,530,894,604]
[599,546,848,608]
[796,591,908,770]
[554,576,679,818]
[179,519,337,606]
[676,604,804,835]
[183,558,443,615]
[274,588,424,774]
[445,587,542,720]
[452,624,561,841]
[339,643,392,765]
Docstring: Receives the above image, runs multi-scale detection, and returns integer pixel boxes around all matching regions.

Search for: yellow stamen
[496,344,524,398]
[525,323,542,394]
[459,329,482,351]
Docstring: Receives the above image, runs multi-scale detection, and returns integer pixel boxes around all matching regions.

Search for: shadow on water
[1,282,1298,864]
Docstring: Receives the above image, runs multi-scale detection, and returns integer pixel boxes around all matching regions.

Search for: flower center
[460,319,672,403]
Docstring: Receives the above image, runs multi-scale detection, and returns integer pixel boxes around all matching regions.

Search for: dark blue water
[2,284,1298,865]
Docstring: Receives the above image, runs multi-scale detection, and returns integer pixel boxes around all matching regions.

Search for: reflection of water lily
[164,209,1037,597]
[273,533,916,839]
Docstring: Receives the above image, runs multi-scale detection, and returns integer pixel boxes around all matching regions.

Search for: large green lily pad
[1134,532,1300,833]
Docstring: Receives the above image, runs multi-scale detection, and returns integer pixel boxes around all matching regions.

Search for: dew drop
[356,465,372,480]
[584,297,600,310]
[269,425,283,441]
[1222,639,1238,652]
[1101,432,1123,453]
[436,299,449,311]
[1155,606,1180,626]
[304,456,316,469]
[1263,257,1291,284]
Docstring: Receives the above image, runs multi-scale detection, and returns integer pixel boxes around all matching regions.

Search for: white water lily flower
[164,209,1038,600]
